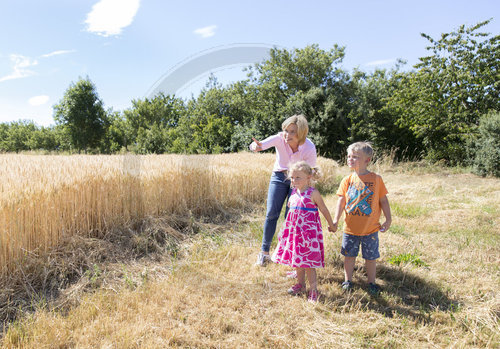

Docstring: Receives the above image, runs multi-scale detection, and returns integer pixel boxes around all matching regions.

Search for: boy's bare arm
[311,190,335,232]
[380,195,392,232]
[331,195,346,233]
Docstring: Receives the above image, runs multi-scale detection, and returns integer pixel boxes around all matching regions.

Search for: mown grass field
[1,154,499,348]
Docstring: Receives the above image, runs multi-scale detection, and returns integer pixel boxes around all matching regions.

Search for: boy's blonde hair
[282,114,309,145]
[347,141,374,158]
[289,161,321,182]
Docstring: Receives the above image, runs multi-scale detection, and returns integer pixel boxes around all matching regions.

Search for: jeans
[261,171,292,252]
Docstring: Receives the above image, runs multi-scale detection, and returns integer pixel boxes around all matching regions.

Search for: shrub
[471,111,500,177]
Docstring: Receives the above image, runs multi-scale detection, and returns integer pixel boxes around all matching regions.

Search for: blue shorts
[341,232,380,260]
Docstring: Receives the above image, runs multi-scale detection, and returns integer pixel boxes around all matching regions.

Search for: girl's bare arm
[311,189,335,232]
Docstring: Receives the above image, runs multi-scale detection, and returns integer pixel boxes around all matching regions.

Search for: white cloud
[0,54,38,82]
[85,0,141,37]
[28,95,50,106]
[365,59,396,67]
[194,25,217,38]
[41,50,76,58]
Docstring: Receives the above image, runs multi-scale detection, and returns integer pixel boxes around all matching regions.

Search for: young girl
[271,161,335,303]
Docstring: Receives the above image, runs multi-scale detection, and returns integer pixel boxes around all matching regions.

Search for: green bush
[472,111,500,177]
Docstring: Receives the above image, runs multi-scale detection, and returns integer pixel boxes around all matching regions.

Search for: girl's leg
[344,256,356,281]
[306,268,319,302]
[296,268,306,286]
[288,268,306,295]
[305,268,317,291]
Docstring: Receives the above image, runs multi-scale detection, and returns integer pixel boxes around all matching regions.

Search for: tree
[248,44,345,96]
[186,76,249,153]
[123,93,185,153]
[27,125,58,151]
[242,44,349,157]
[282,86,351,159]
[53,77,108,152]
[124,93,184,134]
[135,123,168,154]
[101,110,127,153]
[348,67,424,160]
[387,19,500,163]
[0,120,37,152]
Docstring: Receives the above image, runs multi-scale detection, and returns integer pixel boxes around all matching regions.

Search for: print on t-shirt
[345,178,373,216]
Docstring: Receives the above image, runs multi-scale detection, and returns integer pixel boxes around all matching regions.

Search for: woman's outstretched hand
[250,137,263,152]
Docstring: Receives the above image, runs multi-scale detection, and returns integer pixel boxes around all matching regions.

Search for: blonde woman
[250,114,317,266]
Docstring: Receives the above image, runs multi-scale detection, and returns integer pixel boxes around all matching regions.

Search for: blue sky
[0,0,498,126]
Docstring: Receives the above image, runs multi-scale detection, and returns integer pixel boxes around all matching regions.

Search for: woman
[250,114,317,266]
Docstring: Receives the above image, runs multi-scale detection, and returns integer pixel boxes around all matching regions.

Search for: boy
[331,142,392,295]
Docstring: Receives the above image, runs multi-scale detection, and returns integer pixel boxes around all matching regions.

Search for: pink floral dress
[271,187,325,268]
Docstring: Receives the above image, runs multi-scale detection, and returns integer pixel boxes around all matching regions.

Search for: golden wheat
[0,153,337,274]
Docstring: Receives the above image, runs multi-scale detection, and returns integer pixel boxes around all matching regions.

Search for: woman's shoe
[255,252,272,266]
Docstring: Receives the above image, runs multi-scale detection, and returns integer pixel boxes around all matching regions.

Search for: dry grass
[1,154,499,348]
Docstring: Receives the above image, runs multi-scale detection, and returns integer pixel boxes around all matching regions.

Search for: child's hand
[380,220,391,232]
[328,222,338,233]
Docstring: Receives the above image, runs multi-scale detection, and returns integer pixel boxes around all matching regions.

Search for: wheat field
[0,153,338,274]
[1,154,499,348]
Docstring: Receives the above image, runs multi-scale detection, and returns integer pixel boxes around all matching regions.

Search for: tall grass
[0,153,338,274]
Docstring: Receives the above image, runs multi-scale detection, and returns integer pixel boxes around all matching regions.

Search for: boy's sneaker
[255,252,272,266]
[308,289,319,303]
[287,283,306,295]
[368,283,381,295]
[342,280,353,292]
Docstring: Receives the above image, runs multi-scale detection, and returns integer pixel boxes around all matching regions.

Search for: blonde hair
[347,141,374,158]
[282,114,309,145]
[289,161,321,183]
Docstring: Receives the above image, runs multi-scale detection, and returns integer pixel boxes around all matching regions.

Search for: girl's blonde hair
[289,161,321,183]
[282,114,309,145]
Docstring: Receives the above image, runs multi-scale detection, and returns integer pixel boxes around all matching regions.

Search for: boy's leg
[361,232,380,286]
[305,268,317,291]
[341,232,360,282]
[365,259,376,284]
[344,256,356,281]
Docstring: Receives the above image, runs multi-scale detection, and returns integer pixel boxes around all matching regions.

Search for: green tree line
[1,20,499,176]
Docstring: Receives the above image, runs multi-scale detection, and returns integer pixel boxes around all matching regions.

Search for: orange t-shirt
[336,172,388,236]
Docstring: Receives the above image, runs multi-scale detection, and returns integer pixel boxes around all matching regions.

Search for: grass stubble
[1,154,499,348]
